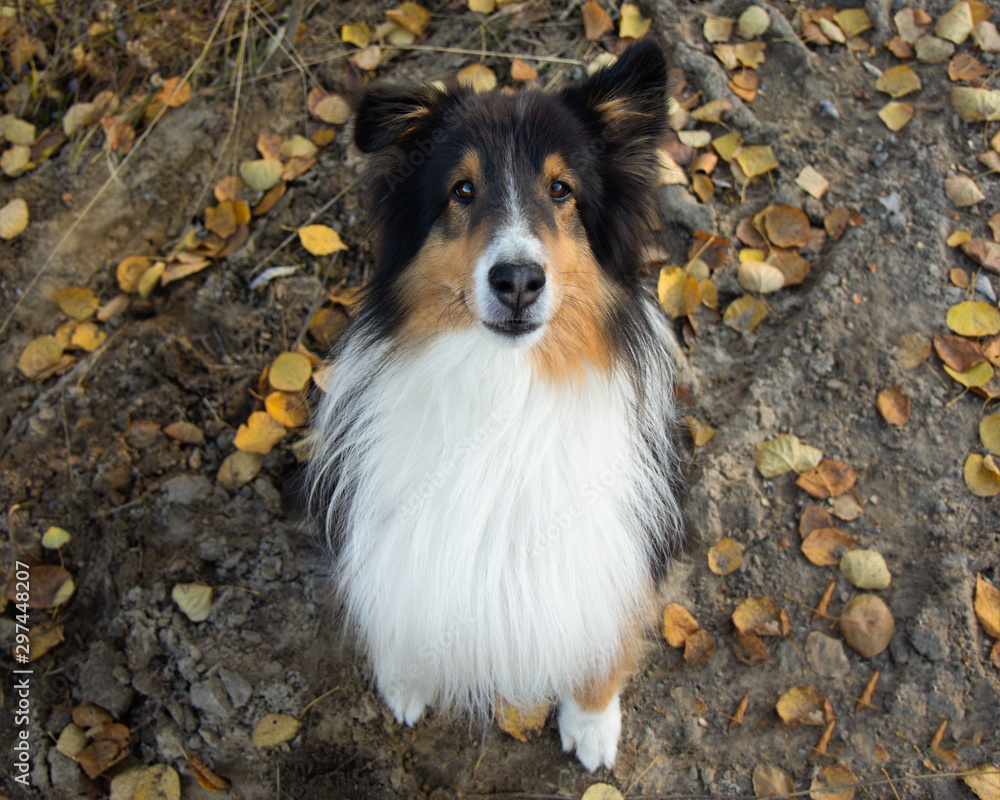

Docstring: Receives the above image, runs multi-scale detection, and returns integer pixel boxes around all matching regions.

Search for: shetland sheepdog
[308,38,683,771]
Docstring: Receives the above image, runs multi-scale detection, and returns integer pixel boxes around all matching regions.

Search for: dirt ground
[1,0,998,798]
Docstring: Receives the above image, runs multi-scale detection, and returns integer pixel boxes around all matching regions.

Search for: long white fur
[309,300,681,730]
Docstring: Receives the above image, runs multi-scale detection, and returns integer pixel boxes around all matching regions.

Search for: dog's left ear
[561,38,667,152]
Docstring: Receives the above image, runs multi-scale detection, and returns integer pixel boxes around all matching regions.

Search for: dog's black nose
[488,262,546,313]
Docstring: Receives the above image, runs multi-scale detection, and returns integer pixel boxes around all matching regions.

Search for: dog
[307,38,684,771]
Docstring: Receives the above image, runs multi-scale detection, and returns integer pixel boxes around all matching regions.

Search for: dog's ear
[561,38,667,151]
[354,83,455,153]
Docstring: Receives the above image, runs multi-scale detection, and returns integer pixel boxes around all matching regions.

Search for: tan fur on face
[398,226,485,343]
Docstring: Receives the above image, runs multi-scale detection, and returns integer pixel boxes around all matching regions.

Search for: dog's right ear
[354,84,453,154]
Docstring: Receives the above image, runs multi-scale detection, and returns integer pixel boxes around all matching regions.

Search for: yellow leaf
[313,94,351,125]
[116,255,154,293]
[581,785,624,800]
[386,2,431,36]
[704,16,734,44]
[961,765,1000,800]
[70,320,107,352]
[253,713,301,748]
[137,261,165,299]
[0,197,29,239]
[341,22,372,47]
[691,99,732,124]
[155,77,191,108]
[135,764,181,800]
[755,434,823,478]
[54,287,99,320]
[707,537,743,575]
[619,3,651,38]
[469,0,496,12]
[944,362,994,388]
[875,65,921,98]
[684,416,715,447]
[712,131,742,162]
[737,260,784,294]
[776,685,825,726]
[269,352,313,393]
[217,450,264,490]
[41,526,72,549]
[457,63,497,92]
[723,294,767,333]
[736,6,769,39]
[735,145,778,178]
[974,575,1000,638]
[298,224,348,256]
[240,158,284,192]
[495,698,551,742]
[17,335,64,380]
[234,411,287,454]
[951,87,1000,123]
[62,102,99,136]
[833,8,872,37]
[936,1,974,44]
[965,453,1000,497]
[981,414,1000,452]
[947,229,973,247]
[657,267,699,318]
[947,302,1000,337]
[809,764,858,800]
[265,391,309,427]
[662,603,700,647]
[945,175,985,207]
[878,101,913,131]
[171,583,213,622]
[279,135,319,160]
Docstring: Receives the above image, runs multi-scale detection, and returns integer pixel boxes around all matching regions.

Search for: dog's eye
[453,181,475,202]
[549,181,571,200]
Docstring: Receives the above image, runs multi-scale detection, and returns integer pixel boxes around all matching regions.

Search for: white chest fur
[311,325,675,715]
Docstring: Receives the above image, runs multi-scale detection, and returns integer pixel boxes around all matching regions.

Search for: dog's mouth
[484,318,541,337]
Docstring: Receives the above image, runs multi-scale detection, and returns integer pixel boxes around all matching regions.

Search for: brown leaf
[962,238,1000,273]
[164,421,205,445]
[733,630,772,664]
[813,720,835,755]
[762,205,811,248]
[975,574,1000,639]
[5,564,74,609]
[732,596,784,636]
[876,385,911,426]
[254,181,287,216]
[796,459,858,499]
[949,52,989,81]
[205,201,237,239]
[813,580,836,621]
[582,1,613,39]
[707,538,743,575]
[752,763,794,797]
[736,216,767,248]
[810,764,858,800]
[934,333,987,372]
[187,754,232,791]
[728,68,759,102]
[510,58,537,81]
[728,693,749,730]
[662,603,700,647]
[156,77,191,107]
[76,739,126,780]
[840,594,895,657]
[855,670,880,711]
[683,629,715,666]
[72,701,113,729]
[800,505,834,537]
[688,231,730,270]
[801,527,858,566]
[776,686,825,726]
[824,207,864,241]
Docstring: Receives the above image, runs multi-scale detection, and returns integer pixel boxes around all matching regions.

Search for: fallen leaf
[961,765,1000,800]
[839,549,892,590]
[755,434,823,478]
[662,603,700,647]
[683,629,715,666]
[217,450,264,490]
[134,764,181,800]
[855,670,880,711]
[312,93,351,125]
[981,414,1000,452]
[234,411,287,454]
[619,3,651,38]
[813,580,836,621]
[684,416,715,447]
[801,527,858,566]
[796,165,829,199]
[161,257,212,286]
[937,1,975,44]
[240,158,284,192]
[825,207,864,241]
[840,594,895,657]
[809,764,857,800]
[974,575,1000,639]
[833,8,871,36]
[768,250,810,287]
[951,87,1000,122]
[965,453,1000,497]
[677,130,712,149]
[41,526,72,549]
[776,685,825,726]
[738,260,785,294]
[299,225,348,257]
[164,421,205,445]
[691,99,732,124]
[729,69,759,103]
[962,239,1000,272]
[265,391,309,428]
[581,785,624,800]
[707,538,743,575]
[796,459,858,499]
[832,493,864,521]
[495,698,551,741]
[948,52,989,81]
[732,596,784,636]
[56,723,88,758]
[77,740,127,780]
[704,15,734,43]
[253,713,301,748]
[657,267,700,318]
[186,754,231,791]
[510,58,537,81]
[945,361,995,389]
[735,42,767,68]
[53,287,99,320]
[723,295,768,333]
[17,336,65,381]
[0,197,29,239]
[813,720,836,755]
[945,175,985,207]
[935,333,987,372]
[752,763,794,797]
[737,5,769,39]
[469,0,496,13]
[269,352,312,392]
[137,261,165,299]
[25,620,64,661]
[156,77,191,107]
[582,1,613,40]
[875,64,921,97]
[734,630,772,664]
[458,63,497,92]
[876,385,911,426]
[878,101,914,131]
[70,321,106,352]
[728,693,749,730]
[800,505,834,537]
[895,7,932,43]
[341,22,372,47]
[735,145,778,178]
[916,35,955,63]
[172,583,212,622]
[762,205,810,248]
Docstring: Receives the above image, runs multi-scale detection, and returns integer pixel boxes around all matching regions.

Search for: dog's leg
[558,672,623,771]
[378,674,430,726]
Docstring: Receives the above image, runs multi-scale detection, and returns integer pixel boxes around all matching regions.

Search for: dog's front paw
[380,681,429,726]
[558,694,621,771]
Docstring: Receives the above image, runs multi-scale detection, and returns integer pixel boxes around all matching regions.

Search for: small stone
[805,631,851,678]
[839,549,892,589]
[219,666,253,708]
[909,609,949,662]
[189,676,233,719]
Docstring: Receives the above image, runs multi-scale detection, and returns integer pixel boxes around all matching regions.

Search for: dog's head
[354,39,667,379]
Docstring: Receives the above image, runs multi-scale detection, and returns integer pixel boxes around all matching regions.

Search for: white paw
[380,681,428,726]
[558,693,621,772]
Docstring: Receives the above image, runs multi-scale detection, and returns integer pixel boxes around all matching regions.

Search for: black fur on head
[350,38,669,337]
